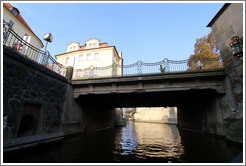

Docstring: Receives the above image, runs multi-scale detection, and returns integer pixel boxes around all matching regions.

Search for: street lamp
[230,36,243,57]
[43,33,53,53]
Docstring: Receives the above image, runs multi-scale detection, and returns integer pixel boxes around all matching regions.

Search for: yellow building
[134,107,177,124]
[3,3,44,60]
[55,39,123,79]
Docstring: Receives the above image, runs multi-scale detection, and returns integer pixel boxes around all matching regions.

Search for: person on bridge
[160,65,166,73]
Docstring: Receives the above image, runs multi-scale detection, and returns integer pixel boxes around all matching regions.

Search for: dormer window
[11,8,19,17]
[85,39,100,49]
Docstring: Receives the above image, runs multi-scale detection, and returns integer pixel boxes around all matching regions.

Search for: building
[207,3,243,143]
[3,3,44,58]
[133,107,177,124]
[55,39,123,78]
[207,3,243,112]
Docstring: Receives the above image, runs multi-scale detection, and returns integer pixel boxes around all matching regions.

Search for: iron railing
[73,57,224,80]
[3,23,67,76]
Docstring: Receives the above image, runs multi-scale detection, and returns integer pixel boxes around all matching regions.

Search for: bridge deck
[72,69,227,99]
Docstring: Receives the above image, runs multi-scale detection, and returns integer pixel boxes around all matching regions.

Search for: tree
[187,31,222,71]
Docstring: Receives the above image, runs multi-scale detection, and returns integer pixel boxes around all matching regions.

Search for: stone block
[223,56,234,66]
[234,92,243,102]
[236,65,243,76]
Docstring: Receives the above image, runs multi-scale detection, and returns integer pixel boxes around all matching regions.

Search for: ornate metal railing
[3,23,67,76]
[73,57,224,80]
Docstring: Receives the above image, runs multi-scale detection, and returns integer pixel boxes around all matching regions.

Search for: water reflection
[3,121,243,163]
[114,121,184,161]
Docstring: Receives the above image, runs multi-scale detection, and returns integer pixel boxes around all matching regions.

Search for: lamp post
[41,33,53,65]
[43,33,53,53]
[230,36,243,57]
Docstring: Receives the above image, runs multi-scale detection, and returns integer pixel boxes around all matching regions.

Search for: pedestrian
[160,65,166,73]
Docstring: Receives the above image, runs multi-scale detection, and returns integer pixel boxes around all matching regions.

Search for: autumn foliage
[187,31,223,71]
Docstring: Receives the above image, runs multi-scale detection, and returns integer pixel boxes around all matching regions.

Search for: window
[86,54,91,60]
[79,54,83,61]
[65,57,69,64]
[88,44,92,48]
[73,46,76,51]
[85,69,89,76]
[23,33,31,43]
[94,53,99,60]
[93,43,97,48]
[12,9,19,16]
[9,20,14,27]
[3,19,9,40]
[76,69,81,77]
[92,69,97,76]
[70,47,72,51]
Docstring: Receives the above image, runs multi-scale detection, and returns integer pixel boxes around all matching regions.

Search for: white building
[134,107,177,124]
[3,3,44,55]
[55,39,123,78]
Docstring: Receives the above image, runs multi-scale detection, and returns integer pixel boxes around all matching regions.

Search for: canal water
[4,121,243,163]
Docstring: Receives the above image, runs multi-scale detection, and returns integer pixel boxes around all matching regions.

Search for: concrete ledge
[3,132,64,153]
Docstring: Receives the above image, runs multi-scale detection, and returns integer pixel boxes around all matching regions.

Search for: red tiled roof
[3,3,44,47]
[99,43,109,47]
[79,43,109,50]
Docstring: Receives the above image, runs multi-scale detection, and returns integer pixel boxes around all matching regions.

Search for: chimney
[119,51,122,58]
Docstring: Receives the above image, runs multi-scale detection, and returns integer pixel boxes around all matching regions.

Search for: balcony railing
[3,23,67,76]
[73,57,224,80]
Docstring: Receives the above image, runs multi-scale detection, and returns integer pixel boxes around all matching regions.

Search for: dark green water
[4,121,243,163]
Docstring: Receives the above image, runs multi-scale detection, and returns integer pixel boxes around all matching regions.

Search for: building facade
[207,3,243,112]
[55,39,123,79]
[133,107,178,124]
[207,3,243,143]
[3,3,44,58]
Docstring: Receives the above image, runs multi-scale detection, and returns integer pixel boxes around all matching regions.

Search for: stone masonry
[207,3,243,111]
[3,46,67,142]
[207,3,244,143]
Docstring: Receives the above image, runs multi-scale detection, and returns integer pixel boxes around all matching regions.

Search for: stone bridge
[72,70,227,107]
[68,69,235,137]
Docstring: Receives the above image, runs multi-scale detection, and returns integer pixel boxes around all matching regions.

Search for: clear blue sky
[10,2,224,65]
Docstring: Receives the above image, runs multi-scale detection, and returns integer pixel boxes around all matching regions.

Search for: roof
[86,38,100,42]
[55,45,120,59]
[79,43,109,50]
[3,3,44,47]
[207,3,231,27]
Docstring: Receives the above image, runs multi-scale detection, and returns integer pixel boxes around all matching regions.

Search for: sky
[8,1,224,65]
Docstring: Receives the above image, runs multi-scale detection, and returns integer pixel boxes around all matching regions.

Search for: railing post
[66,66,74,80]
[163,58,169,72]
[137,61,142,74]
[112,62,117,77]
[89,65,94,78]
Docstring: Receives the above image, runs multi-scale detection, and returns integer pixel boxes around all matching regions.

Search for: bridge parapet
[72,57,224,80]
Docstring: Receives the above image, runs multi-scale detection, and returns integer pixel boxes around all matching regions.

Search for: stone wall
[208,3,243,111]
[62,83,115,135]
[3,46,67,142]
[207,3,243,143]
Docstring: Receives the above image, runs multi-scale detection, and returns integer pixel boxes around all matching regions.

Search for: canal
[4,121,243,163]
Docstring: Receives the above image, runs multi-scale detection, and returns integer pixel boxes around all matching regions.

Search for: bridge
[3,24,239,152]
[72,70,226,107]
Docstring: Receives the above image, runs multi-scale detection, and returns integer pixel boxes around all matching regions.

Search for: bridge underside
[62,70,233,137]
[76,88,221,108]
